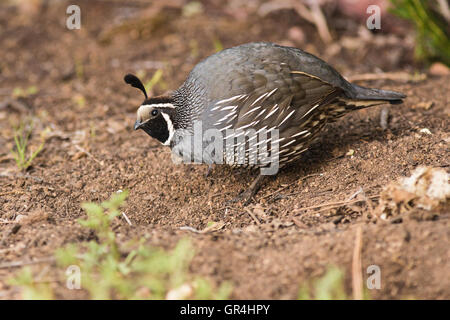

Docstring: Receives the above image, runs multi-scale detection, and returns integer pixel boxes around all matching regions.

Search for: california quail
[125,42,405,203]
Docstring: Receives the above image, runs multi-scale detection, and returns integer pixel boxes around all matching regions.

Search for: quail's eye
[151,109,158,116]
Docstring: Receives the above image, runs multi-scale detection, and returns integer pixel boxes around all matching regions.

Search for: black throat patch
[141,114,169,144]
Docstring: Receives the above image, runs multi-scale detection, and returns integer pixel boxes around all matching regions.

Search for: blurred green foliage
[390,0,450,66]
[12,86,38,98]
[9,191,232,300]
[298,266,348,300]
[298,265,371,300]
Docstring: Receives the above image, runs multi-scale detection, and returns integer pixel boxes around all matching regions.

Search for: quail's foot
[205,164,214,178]
[229,173,267,206]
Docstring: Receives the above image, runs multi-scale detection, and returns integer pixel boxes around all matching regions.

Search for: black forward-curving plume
[124,74,147,99]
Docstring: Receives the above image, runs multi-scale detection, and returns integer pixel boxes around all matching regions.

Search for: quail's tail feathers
[330,84,406,115]
[351,84,406,104]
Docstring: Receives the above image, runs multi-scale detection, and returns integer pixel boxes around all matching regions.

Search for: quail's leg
[205,164,214,178]
[232,171,267,205]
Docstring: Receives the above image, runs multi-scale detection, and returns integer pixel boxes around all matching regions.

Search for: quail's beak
[134,120,143,130]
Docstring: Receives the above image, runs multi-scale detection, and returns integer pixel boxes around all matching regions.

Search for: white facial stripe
[140,103,176,109]
[137,105,152,122]
[161,112,174,146]
[137,103,176,124]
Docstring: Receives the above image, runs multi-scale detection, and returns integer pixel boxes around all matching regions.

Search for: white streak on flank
[237,121,256,130]
[220,105,238,111]
[217,111,236,122]
[271,137,285,145]
[256,126,268,134]
[161,112,174,146]
[211,105,222,111]
[219,124,233,131]
[224,132,235,140]
[250,92,269,107]
[242,106,261,118]
[271,151,280,158]
[333,107,346,113]
[255,109,266,119]
[240,95,250,102]
[226,114,237,123]
[215,94,245,105]
[292,130,310,138]
[281,139,296,148]
[266,88,278,98]
[300,103,320,120]
[255,138,272,147]
[299,148,308,153]
[283,150,298,157]
[278,109,296,126]
[264,104,279,119]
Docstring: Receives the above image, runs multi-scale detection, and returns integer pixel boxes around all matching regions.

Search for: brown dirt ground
[0,1,449,299]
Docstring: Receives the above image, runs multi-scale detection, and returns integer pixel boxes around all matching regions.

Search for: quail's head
[124,74,175,146]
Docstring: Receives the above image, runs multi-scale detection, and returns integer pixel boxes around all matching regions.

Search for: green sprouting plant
[390,0,450,66]
[298,266,371,300]
[12,86,38,98]
[182,1,204,17]
[136,69,167,94]
[73,94,86,108]
[74,57,84,79]
[144,69,165,93]
[212,37,224,52]
[298,266,348,300]
[189,39,200,58]
[11,120,45,171]
[10,191,232,300]
[7,267,53,300]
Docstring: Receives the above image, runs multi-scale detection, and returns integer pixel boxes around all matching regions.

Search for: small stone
[419,128,432,135]
[288,26,305,43]
[429,62,450,76]
[15,214,27,222]
[412,101,433,110]
[166,283,193,300]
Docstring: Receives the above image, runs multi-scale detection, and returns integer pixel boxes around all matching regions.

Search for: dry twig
[352,226,363,300]
[258,0,332,43]
[261,173,323,200]
[73,145,103,166]
[0,257,55,269]
[293,195,379,214]
[121,211,132,226]
[245,208,261,225]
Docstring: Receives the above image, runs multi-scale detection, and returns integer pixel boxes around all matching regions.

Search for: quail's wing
[207,62,341,137]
